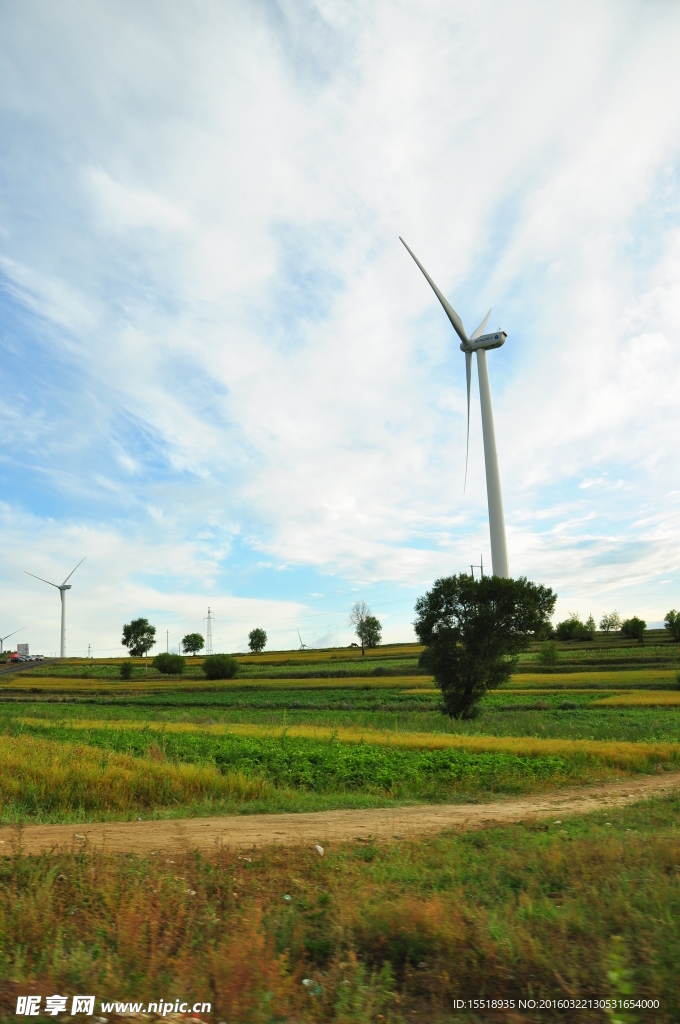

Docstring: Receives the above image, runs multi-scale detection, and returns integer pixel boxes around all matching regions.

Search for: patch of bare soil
[1,772,678,857]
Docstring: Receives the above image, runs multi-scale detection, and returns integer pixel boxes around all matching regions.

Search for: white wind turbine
[0,627,25,655]
[25,558,86,658]
[400,238,509,578]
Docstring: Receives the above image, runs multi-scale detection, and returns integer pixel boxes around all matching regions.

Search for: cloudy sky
[1,1,679,656]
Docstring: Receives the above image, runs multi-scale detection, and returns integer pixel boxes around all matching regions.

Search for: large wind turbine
[400,237,509,578]
[25,558,86,657]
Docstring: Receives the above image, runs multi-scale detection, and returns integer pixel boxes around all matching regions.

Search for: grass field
[1,632,679,1018]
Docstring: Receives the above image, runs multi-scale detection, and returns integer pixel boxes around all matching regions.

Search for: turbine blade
[400,237,469,344]
[464,350,472,492]
[61,556,86,587]
[25,571,60,589]
[469,308,492,342]
[1,626,25,642]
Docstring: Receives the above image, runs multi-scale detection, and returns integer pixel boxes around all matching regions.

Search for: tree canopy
[555,613,594,641]
[248,628,267,653]
[664,610,680,642]
[348,601,382,654]
[599,611,621,634]
[121,617,156,658]
[414,574,556,719]
[182,632,204,656]
[621,616,646,643]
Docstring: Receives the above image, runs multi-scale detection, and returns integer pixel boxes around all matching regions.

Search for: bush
[621,616,646,643]
[152,653,186,675]
[202,654,238,680]
[120,662,132,680]
[538,640,559,671]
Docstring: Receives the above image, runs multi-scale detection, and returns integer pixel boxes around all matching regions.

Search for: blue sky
[1,1,680,656]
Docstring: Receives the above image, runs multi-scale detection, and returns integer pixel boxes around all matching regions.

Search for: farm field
[1,632,679,1019]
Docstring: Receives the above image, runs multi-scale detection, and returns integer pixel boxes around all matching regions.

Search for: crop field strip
[16,714,680,765]
[1,711,678,825]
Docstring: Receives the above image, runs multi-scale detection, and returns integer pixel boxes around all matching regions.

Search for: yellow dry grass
[506,669,679,688]
[237,643,424,664]
[592,690,680,707]
[19,717,680,769]
[0,733,268,813]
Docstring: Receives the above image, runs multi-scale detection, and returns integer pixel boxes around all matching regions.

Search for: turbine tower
[25,558,86,658]
[400,238,509,578]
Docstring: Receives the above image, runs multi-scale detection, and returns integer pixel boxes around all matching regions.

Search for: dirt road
[1,772,678,857]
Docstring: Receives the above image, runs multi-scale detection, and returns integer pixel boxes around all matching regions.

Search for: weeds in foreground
[0,797,677,1022]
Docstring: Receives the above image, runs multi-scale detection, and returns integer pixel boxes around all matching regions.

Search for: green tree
[248,628,267,653]
[363,614,382,648]
[414,574,556,719]
[349,601,382,655]
[621,616,646,643]
[555,613,593,642]
[600,611,622,634]
[181,632,204,656]
[121,617,156,658]
[585,614,596,639]
[664,610,680,642]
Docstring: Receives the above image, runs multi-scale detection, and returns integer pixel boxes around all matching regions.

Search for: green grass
[0,795,678,1021]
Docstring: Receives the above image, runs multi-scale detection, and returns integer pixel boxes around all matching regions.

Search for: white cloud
[0,0,679,650]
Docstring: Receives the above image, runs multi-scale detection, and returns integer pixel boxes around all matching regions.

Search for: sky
[1,0,680,656]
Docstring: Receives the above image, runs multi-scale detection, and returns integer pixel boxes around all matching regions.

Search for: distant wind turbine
[25,558,86,658]
[1,626,25,654]
[400,237,509,578]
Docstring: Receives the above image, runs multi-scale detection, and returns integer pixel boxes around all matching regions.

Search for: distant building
[17,643,29,656]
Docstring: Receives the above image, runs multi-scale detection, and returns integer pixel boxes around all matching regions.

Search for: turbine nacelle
[461,331,507,353]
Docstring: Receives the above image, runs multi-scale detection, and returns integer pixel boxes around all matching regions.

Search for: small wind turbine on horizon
[0,626,25,654]
[24,558,86,658]
[400,237,509,578]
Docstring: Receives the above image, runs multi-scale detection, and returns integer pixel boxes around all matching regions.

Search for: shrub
[203,654,238,680]
[152,653,186,675]
[621,616,646,643]
[120,662,132,680]
[538,640,559,671]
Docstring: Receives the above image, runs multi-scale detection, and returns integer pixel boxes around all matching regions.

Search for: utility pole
[470,554,484,580]
[204,607,214,655]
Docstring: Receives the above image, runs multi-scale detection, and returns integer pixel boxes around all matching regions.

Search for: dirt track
[1,772,678,857]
